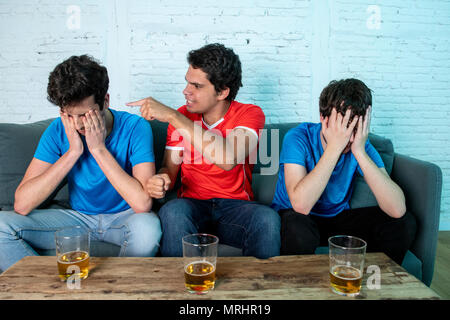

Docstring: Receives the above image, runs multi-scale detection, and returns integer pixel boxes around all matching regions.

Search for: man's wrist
[67,147,83,159]
[352,148,368,161]
[89,145,108,158]
[324,143,344,158]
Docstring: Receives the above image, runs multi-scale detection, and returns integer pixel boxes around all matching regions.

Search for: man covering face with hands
[271,78,416,265]
[0,55,162,272]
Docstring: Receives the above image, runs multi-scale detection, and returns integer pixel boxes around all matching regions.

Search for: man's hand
[321,107,358,154]
[126,97,176,123]
[60,111,83,156]
[146,173,171,199]
[83,110,107,153]
[351,106,371,157]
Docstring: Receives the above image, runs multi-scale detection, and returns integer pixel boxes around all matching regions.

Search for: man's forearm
[290,148,341,214]
[14,150,81,215]
[354,151,406,218]
[90,148,152,213]
[168,112,240,170]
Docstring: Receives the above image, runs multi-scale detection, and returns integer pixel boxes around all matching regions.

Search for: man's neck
[202,100,231,126]
[105,109,114,136]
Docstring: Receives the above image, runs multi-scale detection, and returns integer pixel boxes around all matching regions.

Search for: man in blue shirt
[271,79,416,265]
[0,55,161,272]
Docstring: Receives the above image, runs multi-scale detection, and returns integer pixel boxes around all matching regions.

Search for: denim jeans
[158,198,281,259]
[0,208,162,272]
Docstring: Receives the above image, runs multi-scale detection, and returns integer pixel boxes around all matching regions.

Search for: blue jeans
[158,198,281,259]
[0,208,162,272]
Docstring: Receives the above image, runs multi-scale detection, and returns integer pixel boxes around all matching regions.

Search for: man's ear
[217,87,230,101]
[103,93,110,110]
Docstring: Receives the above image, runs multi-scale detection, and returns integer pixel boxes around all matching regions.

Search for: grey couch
[0,119,442,286]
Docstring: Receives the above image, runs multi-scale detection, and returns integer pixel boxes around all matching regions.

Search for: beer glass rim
[182,233,219,246]
[55,226,90,239]
[328,235,367,250]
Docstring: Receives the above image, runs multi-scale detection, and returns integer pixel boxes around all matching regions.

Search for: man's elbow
[390,203,407,219]
[132,198,153,213]
[381,201,406,219]
[291,202,311,216]
[13,201,32,216]
[219,163,237,171]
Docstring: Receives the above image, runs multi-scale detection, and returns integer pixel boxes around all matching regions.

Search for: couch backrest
[0,118,394,211]
[0,119,57,210]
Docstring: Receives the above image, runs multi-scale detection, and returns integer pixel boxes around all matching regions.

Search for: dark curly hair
[319,78,372,120]
[47,55,109,110]
[187,43,242,102]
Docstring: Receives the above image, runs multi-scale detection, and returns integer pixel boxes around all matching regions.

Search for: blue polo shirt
[34,109,154,215]
[271,122,384,217]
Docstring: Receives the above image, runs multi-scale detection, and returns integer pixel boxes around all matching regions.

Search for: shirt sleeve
[129,118,155,166]
[232,104,265,140]
[280,128,309,168]
[34,119,63,164]
[165,106,186,151]
[165,122,184,151]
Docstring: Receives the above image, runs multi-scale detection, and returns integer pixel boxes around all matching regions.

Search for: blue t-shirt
[271,122,384,217]
[34,109,155,215]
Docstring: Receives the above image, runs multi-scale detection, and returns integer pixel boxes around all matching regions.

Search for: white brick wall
[0,0,449,229]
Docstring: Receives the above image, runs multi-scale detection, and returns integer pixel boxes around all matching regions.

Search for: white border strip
[165,146,184,150]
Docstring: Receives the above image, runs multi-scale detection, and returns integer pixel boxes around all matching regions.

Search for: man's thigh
[279,209,320,254]
[213,199,280,249]
[0,209,88,250]
[158,198,212,233]
[313,206,401,246]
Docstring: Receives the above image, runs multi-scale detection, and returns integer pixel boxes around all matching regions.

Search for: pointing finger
[126,98,148,107]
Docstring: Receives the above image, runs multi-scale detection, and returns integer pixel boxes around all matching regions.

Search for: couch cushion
[0,119,69,210]
[253,122,298,175]
[148,120,169,172]
[350,133,394,209]
[252,174,278,205]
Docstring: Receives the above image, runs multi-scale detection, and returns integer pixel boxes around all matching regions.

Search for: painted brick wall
[0,0,449,229]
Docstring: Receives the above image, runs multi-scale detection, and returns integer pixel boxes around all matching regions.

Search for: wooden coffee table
[0,253,440,300]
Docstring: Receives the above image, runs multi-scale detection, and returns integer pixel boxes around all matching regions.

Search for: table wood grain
[0,253,440,300]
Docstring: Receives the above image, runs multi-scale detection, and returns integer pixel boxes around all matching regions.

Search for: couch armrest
[391,153,442,286]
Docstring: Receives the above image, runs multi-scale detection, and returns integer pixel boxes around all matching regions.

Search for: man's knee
[0,211,23,238]
[125,212,162,256]
[255,206,281,234]
[158,199,193,224]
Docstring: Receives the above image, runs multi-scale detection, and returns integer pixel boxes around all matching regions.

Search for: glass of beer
[55,226,90,281]
[182,233,218,294]
[328,235,367,297]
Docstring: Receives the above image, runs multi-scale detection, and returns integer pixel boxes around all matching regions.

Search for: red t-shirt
[166,101,265,201]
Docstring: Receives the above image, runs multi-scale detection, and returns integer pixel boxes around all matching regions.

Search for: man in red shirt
[127,43,280,258]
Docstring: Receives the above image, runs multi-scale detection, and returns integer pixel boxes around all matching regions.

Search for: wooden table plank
[0,253,440,300]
